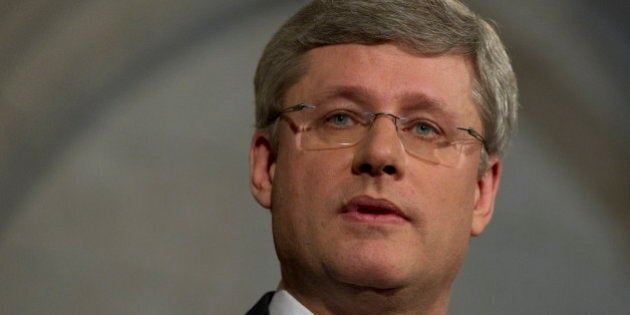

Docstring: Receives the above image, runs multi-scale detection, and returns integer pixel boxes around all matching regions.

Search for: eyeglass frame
[269,103,488,155]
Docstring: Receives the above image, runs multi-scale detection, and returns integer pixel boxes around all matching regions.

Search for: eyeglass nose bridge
[365,112,407,132]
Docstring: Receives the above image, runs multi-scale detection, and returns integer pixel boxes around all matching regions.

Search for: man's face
[250,43,501,294]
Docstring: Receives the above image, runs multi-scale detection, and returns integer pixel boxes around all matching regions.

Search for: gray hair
[254,0,518,158]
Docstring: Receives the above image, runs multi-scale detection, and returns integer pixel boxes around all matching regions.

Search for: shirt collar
[269,289,313,315]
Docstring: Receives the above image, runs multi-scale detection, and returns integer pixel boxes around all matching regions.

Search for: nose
[351,114,406,177]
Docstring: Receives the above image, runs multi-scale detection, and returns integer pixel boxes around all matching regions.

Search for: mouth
[341,195,409,224]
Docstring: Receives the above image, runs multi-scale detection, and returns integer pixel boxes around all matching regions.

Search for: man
[247,0,518,314]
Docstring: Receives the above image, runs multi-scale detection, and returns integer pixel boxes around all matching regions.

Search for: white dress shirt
[269,290,313,315]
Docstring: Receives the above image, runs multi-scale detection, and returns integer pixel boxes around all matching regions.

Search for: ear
[471,156,502,236]
[249,130,276,209]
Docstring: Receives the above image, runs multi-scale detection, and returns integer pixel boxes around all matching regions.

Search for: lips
[341,195,409,224]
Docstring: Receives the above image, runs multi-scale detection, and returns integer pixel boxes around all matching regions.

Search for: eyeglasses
[271,103,487,166]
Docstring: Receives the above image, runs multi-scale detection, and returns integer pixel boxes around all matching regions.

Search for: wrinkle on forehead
[286,43,481,128]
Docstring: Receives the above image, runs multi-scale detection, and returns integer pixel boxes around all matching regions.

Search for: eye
[322,110,361,128]
[328,113,352,126]
[410,121,440,137]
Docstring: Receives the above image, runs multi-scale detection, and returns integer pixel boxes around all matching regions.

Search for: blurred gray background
[0,0,628,314]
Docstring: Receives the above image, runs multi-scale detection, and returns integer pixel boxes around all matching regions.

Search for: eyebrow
[310,85,448,111]
[310,85,372,106]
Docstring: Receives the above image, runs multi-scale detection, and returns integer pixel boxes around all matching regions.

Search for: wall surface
[0,0,627,314]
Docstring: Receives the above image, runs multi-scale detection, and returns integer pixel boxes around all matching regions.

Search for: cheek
[270,150,354,264]
[274,151,350,199]
[271,149,354,233]
[407,166,478,233]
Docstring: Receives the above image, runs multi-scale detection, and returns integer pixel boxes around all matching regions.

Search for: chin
[325,251,412,290]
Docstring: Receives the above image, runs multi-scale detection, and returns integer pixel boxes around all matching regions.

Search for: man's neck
[279,279,451,315]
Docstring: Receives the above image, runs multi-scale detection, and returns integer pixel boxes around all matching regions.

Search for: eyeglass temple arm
[281,103,316,113]
[269,103,317,123]
[456,127,488,149]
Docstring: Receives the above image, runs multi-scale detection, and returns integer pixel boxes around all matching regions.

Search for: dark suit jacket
[245,291,275,315]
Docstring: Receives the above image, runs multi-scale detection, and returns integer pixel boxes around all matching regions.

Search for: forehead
[285,43,480,124]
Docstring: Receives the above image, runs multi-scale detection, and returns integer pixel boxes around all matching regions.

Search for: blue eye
[327,113,352,126]
[412,122,438,137]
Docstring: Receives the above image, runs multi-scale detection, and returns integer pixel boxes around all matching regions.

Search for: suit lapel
[245,291,274,315]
